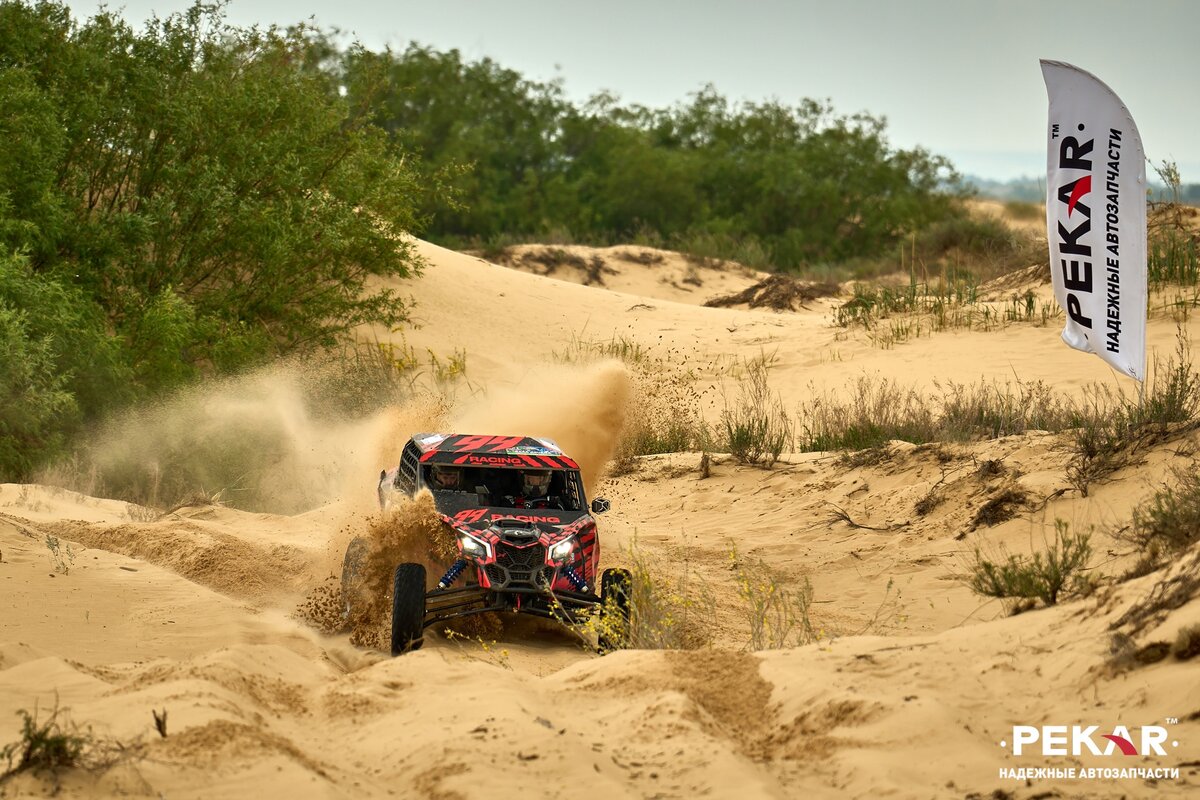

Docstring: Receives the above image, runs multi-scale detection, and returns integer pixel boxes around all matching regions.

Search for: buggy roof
[410,433,580,470]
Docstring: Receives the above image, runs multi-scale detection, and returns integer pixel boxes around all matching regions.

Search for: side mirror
[475,485,490,505]
[590,498,610,514]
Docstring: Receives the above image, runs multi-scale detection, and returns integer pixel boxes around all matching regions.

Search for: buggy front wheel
[391,563,427,656]
[598,567,632,652]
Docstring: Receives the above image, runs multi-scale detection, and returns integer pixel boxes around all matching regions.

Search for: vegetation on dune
[1127,467,1200,574]
[0,701,129,785]
[964,520,1095,610]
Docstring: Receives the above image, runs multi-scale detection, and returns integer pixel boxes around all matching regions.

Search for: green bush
[0,702,105,781]
[965,520,1094,608]
[0,1,426,365]
[0,251,129,419]
[0,303,76,478]
[915,214,1017,260]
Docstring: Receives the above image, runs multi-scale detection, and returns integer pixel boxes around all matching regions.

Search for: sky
[69,0,1200,183]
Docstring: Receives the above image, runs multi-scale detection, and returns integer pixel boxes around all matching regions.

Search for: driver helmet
[522,469,551,497]
[430,465,462,490]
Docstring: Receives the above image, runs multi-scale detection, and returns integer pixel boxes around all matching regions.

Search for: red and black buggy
[343,433,631,655]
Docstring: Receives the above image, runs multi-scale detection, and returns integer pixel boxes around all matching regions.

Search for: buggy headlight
[458,533,490,559]
[549,537,576,562]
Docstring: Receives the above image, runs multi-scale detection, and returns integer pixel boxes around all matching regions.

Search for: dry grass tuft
[1,701,133,785]
[1172,624,1200,660]
[704,274,840,312]
[969,485,1028,530]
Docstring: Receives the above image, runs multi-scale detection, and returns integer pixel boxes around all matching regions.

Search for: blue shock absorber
[437,559,467,589]
[562,566,588,593]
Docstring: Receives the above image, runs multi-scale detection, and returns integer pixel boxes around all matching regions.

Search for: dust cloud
[451,359,630,493]
[47,364,445,515]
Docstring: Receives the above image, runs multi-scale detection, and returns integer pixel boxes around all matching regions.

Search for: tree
[346,44,567,241]
[0,252,82,478]
[0,1,428,381]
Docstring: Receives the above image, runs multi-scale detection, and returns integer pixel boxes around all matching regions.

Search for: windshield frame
[420,464,586,514]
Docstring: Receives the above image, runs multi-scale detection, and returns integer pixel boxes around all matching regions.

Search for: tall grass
[834,272,980,329]
[1129,467,1200,565]
[797,376,936,451]
[729,546,818,649]
[798,330,1200,485]
[796,375,1087,452]
[937,378,1083,440]
[589,537,825,652]
[719,353,792,467]
[1149,227,1200,290]
[610,359,710,473]
[1066,330,1200,496]
[834,270,1059,349]
[1147,160,1200,319]
[552,331,647,365]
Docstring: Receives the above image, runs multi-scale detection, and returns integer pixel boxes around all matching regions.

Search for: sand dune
[2,230,1199,798]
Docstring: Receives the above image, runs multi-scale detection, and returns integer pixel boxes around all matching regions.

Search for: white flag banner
[1041,59,1147,381]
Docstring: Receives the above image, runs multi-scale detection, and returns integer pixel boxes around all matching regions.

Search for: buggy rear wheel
[598,567,632,652]
[391,563,427,656]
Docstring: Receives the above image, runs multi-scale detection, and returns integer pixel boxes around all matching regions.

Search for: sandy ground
[2,215,1199,798]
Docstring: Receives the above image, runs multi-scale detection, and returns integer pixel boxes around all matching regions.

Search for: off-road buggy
[342,433,631,655]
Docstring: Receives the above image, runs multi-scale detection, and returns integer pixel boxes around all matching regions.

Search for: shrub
[965,520,1094,608]
[1133,330,1200,428]
[915,214,1017,260]
[0,702,121,782]
[1003,200,1043,221]
[0,303,77,479]
[1173,624,1200,661]
[1130,467,1200,559]
[1064,391,1133,498]
[912,213,1043,278]
[0,3,429,463]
